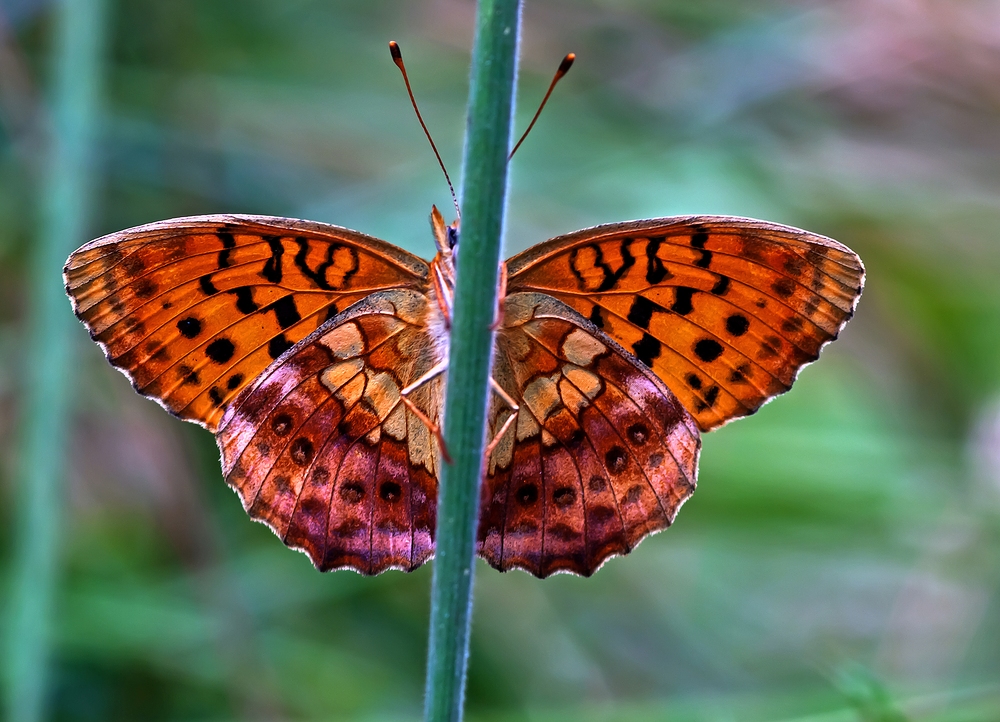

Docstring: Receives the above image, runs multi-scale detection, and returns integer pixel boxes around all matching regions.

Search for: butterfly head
[430,204,460,254]
[430,205,459,320]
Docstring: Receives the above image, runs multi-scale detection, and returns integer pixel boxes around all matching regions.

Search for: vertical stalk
[4,0,108,720]
[423,1,520,721]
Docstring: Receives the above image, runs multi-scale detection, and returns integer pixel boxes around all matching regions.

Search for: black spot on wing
[177,317,202,338]
[379,480,402,502]
[626,296,656,330]
[632,333,661,367]
[205,338,235,364]
[694,249,712,269]
[694,339,723,362]
[726,314,749,336]
[517,484,539,505]
[691,228,709,248]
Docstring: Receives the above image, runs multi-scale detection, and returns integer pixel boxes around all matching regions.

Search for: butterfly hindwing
[479,292,700,577]
[64,215,429,431]
[505,216,865,431]
[216,288,446,574]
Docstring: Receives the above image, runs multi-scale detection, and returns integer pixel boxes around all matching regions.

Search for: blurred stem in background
[3,0,108,720]
[424,1,520,720]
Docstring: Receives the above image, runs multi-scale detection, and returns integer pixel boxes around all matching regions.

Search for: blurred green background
[2,0,1000,720]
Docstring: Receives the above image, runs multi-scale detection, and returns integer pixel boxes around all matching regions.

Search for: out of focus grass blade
[3,0,108,719]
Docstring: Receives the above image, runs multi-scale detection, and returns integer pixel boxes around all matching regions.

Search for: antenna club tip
[389,41,402,62]
[558,53,576,74]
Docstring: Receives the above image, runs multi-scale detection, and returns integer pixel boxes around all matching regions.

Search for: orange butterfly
[64,206,863,577]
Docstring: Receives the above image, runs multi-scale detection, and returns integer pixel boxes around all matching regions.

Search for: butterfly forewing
[480,292,700,577]
[217,288,446,574]
[506,217,865,431]
[64,215,429,431]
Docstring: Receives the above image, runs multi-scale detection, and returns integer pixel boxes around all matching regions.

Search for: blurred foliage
[2,0,1000,720]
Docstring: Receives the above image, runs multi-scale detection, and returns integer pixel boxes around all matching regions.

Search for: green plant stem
[4,1,108,720]
[423,1,521,721]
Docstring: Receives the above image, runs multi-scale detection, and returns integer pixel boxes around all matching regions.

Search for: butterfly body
[65,209,863,577]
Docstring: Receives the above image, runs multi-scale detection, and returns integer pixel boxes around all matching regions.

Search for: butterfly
[64,207,864,577]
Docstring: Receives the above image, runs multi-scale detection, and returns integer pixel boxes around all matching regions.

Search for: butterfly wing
[506,217,864,431]
[216,288,447,574]
[479,292,700,577]
[64,215,429,431]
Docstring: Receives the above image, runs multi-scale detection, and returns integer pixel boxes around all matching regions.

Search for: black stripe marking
[589,304,605,329]
[265,295,302,330]
[711,275,730,296]
[694,249,712,268]
[626,296,656,330]
[218,231,236,268]
[294,237,335,290]
[595,239,636,292]
[671,287,696,315]
[323,303,340,323]
[199,274,219,295]
[232,286,259,314]
[632,333,661,367]
[644,237,672,284]
[261,236,284,283]
[691,228,709,248]
[568,247,588,290]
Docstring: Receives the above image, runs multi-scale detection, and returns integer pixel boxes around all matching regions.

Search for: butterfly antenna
[509,53,575,161]
[389,41,460,220]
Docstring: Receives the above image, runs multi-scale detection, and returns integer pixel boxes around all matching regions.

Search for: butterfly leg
[484,377,519,459]
[400,360,453,463]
